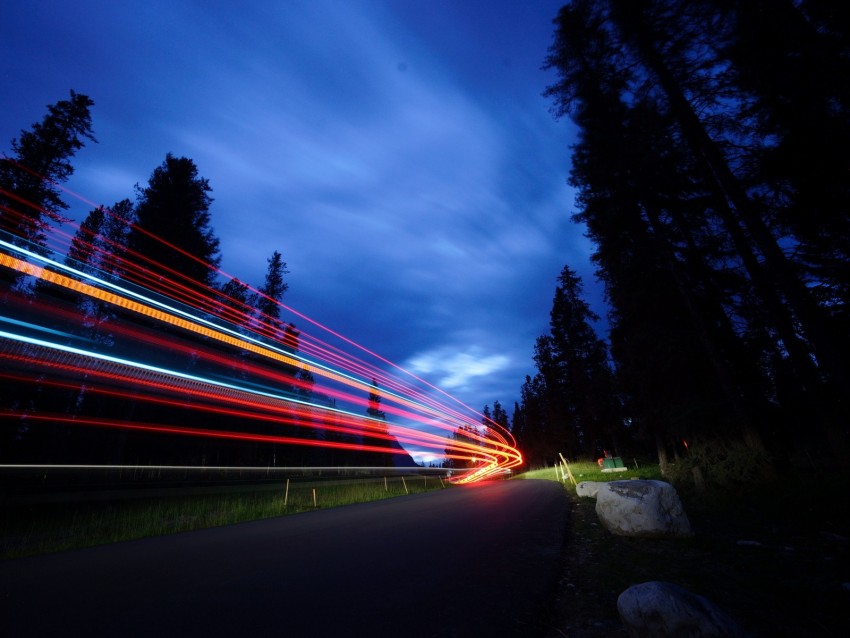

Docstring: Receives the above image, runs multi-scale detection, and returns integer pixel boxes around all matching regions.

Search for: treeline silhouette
[496,0,849,484]
[0,91,408,469]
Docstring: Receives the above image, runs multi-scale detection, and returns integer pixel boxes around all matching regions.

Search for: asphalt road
[1,479,569,637]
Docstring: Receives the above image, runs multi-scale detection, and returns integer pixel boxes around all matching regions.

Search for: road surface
[1,479,568,637]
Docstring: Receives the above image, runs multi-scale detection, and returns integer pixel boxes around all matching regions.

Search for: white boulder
[576,481,602,498]
[596,480,692,538]
[618,581,748,637]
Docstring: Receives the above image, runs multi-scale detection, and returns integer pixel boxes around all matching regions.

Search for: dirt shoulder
[545,484,850,637]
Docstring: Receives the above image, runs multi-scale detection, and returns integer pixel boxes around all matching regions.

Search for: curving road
[1,479,568,637]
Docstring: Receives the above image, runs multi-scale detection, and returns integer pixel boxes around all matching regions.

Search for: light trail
[0,246,498,449]
[0,248,519,479]
[0,342,493,463]
[11,168,517,445]
[0,167,522,481]
[7,174,509,448]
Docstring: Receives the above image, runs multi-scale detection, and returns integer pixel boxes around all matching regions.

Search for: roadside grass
[0,474,445,560]
[514,459,662,486]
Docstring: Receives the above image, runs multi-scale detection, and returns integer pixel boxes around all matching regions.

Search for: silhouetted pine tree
[255,249,289,337]
[518,267,622,466]
[127,154,221,300]
[0,92,96,461]
[491,401,509,432]
[0,91,95,258]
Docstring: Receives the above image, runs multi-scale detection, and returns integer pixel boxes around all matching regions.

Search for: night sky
[1,0,602,416]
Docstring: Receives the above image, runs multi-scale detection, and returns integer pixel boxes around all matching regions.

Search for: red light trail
[1,170,522,482]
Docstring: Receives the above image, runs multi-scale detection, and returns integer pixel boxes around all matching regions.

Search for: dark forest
[506,0,849,486]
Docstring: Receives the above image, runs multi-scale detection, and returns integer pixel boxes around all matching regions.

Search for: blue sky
[1,0,602,416]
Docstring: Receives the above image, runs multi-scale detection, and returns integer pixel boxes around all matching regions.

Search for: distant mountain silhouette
[389,436,419,468]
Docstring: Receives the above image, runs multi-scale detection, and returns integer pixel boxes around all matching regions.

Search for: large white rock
[618,581,749,637]
[576,481,602,498]
[595,480,692,537]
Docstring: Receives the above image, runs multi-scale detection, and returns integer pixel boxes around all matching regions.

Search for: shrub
[666,438,775,491]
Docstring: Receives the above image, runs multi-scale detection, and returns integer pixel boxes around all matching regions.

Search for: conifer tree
[256,249,289,335]
[65,199,135,338]
[128,154,221,296]
[0,91,95,255]
[491,401,509,431]
[216,277,253,328]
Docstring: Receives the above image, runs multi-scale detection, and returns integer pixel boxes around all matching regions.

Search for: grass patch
[1,474,446,560]
[514,459,662,487]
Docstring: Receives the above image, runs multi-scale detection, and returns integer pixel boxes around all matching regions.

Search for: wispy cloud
[407,347,510,392]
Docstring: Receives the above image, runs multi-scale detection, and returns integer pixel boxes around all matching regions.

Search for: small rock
[618,581,749,637]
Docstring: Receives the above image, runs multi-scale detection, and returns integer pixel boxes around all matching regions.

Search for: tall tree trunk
[642,205,768,453]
